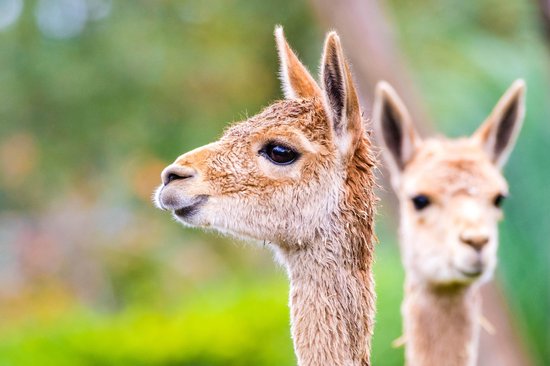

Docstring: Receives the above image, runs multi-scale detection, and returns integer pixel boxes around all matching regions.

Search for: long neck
[403,280,481,366]
[279,139,376,366]
[281,225,375,366]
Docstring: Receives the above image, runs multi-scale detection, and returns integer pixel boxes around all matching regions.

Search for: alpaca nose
[460,232,489,251]
[161,164,197,186]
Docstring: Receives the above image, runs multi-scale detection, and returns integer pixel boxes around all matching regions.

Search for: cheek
[202,196,271,239]
[206,157,263,195]
[255,156,332,206]
[257,157,303,181]
[481,236,499,263]
[411,210,450,246]
[411,215,456,266]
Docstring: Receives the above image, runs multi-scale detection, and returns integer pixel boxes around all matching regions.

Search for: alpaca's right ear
[275,26,321,99]
[472,79,526,169]
[319,31,363,157]
[373,81,421,188]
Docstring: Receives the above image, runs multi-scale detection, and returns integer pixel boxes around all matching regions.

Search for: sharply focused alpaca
[155,27,377,365]
[373,80,525,366]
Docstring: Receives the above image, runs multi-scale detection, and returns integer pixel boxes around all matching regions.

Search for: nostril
[167,173,184,184]
[478,237,489,246]
[161,165,197,186]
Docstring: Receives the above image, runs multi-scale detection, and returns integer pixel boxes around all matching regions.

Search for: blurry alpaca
[155,27,377,365]
[373,80,525,366]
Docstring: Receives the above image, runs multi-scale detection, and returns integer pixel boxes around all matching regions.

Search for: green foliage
[0,245,406,365]
[0,280,295,366]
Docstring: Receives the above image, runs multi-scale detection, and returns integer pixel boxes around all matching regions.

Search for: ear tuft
[274,26,321,100]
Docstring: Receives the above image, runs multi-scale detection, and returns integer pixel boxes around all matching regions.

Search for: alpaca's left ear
[373,81,422,190]
[320,31,363,157]
[275,26,322,100]
[472,79,526,168]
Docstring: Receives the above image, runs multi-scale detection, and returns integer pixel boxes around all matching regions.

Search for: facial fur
[156,97,364,248]
[374,79,525,289]
[399,138,507,286]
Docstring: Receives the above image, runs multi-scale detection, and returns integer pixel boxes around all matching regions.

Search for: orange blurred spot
[0,132,38,189]
[130,156,167,202]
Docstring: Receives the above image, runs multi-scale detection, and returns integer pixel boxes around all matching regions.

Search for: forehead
[403,138,508,196]
[220,98,330,144]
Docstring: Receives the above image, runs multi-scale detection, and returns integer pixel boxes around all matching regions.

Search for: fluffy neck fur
[279,141,376,366]
[403,279,481,366]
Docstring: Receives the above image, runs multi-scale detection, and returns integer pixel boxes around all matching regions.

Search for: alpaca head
[155,27,372,248]
[374,80,525,287]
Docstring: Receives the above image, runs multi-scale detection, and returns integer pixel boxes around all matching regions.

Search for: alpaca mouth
[457,257,485,278]
[174,195,208,218]
[458,268,483,278]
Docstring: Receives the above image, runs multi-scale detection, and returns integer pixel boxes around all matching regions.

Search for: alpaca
[373,80,525,366]
[155,27,377,366]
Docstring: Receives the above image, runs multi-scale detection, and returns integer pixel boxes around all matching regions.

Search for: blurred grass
[0,243,405,366]
[0,278,293,366]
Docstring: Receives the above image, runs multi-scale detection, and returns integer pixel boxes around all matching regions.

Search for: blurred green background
[0,0,548,365]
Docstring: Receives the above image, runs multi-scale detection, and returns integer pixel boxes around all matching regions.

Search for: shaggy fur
[373,80,525,366]
[155,28,377,366]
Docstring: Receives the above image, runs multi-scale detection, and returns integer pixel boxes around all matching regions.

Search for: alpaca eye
[260,143,299,165]
[493,194,506,208]
[411,194,430,211]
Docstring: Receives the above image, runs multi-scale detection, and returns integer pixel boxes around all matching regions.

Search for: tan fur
[374,80,526,366]
[155,28,377,365]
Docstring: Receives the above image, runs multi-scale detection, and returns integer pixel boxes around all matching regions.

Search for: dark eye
[260,143,299,165]
[411,194,431,211]
[493,194,506,208]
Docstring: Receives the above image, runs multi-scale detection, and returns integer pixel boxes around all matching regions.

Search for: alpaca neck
[403,279,481,366]
[281,228,375,366]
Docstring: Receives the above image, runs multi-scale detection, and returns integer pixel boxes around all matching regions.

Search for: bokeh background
[0,0,548,365]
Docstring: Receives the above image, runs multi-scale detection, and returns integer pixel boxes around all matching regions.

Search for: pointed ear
[275,26,321,100]
[320,31,363,156]
[472,79,526,168]
[373,81,421,187]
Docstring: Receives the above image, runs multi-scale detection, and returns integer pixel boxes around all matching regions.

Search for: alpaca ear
[373,81,421,188]
[275,26,321,100]
[472,79,526,169]
[320,31,363,156]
